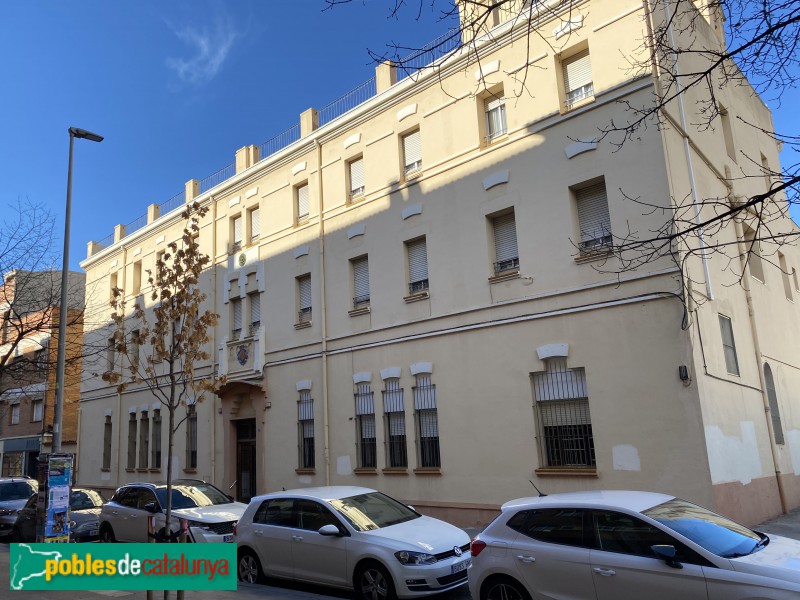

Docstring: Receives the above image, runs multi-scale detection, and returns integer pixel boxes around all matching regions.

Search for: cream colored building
[77,0,800,527]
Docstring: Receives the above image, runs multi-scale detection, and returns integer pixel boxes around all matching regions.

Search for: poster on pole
[44,453,72,543]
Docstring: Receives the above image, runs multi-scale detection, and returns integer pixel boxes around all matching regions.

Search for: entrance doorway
[236,419,257,503]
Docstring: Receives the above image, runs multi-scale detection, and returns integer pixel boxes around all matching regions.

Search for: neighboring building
[78,0,800,527]
[0,270,85,476]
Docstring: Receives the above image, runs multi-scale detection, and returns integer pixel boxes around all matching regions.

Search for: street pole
[53,127,103,453]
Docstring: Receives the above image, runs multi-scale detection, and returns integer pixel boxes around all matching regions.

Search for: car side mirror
[144,502,161,514]
[651,544,683,569]
[318,524,343,537]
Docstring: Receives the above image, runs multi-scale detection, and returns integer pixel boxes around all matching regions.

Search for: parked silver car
[0,477,38,538]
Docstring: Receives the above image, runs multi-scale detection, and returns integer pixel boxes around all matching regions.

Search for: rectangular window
[298,390,315,469]
[492,211,519,274]
[413,374,440,468]
[761,153,772,191]
[719,314,740,375]
[151,409,162,469]
[402,130,422,178]
[298,275,312,323]
[1,311,9,343]
[109,272,118,301]
[296,184,310,223]
[720,107,736,161]
[352,256,370,308]
[349,157,365,201]
[576,181,612,251]
[533,358,595,468]
[107,338,116,372]
[132,261,142,294]
[154,252,165,284]
[127,412,137,470]
[186,404,197,469]
[10,403,20,425]
[383,379,407,468]
[249,292,261,336]
[103,416,112,470]
[779,253,793,301]
[231,297,242,339]
[232,215,243,251]
[130,329,140,367]
[563,49,594,108]
[32,399,43,422]
[406,237,429,294]
[485,95,507,143]
[249,207,260,242]
[355,383,377,468]
[794,267,799,292]
[742,226,765,282]
[138,411,149,469]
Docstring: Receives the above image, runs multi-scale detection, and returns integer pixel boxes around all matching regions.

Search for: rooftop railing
[199,162,236,194]
[258,124,301,163]
[396,27,462,81]
[160,190,186,216]
[319,78,377,126]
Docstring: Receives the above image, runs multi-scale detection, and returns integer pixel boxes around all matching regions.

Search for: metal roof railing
[319,77,377,126]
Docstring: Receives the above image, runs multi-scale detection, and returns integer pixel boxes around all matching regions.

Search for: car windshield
[154,483,232,510]
[70,490,104,510]
[329,492,419,531]
[0,481,36,501]
[644,498,763,558]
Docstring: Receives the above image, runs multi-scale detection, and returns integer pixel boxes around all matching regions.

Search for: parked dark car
[12,488,105,542]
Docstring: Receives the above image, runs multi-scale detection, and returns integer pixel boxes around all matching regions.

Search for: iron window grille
[355,383,377,468]
[383,379,408,468]
[413,376,440,468]
[139,411,149,469]
[103,416,113,470]
[298,306,312,323]
[186,404,198,469]
[353,294,371,308]
[409,279,430,294]
[298,390,315,468]
[494,257,520,274]
[151,411,162,468]
[127,413,137,470]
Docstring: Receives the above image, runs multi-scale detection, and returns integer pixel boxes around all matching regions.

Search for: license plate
[88,529,99,537]
[451,558,471,574]
[223,534,234,543]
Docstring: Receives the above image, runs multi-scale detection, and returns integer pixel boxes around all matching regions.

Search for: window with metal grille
[383,379,407,468]
[151,409,162,469]
[349,157,365,200]
[403,130,422,178]
[563,49,593,108]
[103,415,113,470]
[296,184,310,223]
[298,390,315,468]
[413,374,440,467]
[492,211,519,274]
[186,404,197,469]
[127,412,137,470]
[533,358,595,468]
[249,207,260,242]
[576,181,612,251]
[298,274,312,323]
[742,226,765,282]
[764,364,784,445]
[718,314,740,376]
[352,256,370,308]
[232,215,243,251]
[355,382,377,468]
[485,95,507,143]
[232,297,242,339]
[139,411,149,469]
[406,237,429,294]
[249,292,261,336]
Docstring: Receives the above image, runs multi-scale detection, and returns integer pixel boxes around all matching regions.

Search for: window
[491,211,519,274]
[406,238,429,294]
[130,329,140,367]
[297,275,312,323]
[720,107,736,161]
[352,256,370,309]
[761,153,772,191]
[509,508,587,547]
[249,292,261,336]
[296,183,310,223]
[109,273,118,301]
[139,411,149,469]
[249,206,260,242]
[718,314,740,376]
[132,261,142,294]
[298,390,315,469]
[383,379,407,468]
[348,157,365,201]
[402,130,422,178]
[576,181,612,251]
[779,253,793,301]
[107,338,116,372]
[36,344,48,369]
[231,297,242,339]
[562,48,594,108]
[413,373,440,468]
[103,415,112,470]
[296,499,340,531]
[355,382,377,468]
[10,403,20,425]
[764,364,785,445]
[253,498,295,527]
[485,95,507,143]
[794,268,799,292]
[742,226,765,282]
[32,399,43,422]
[533,358,595,468]
[0,310,9,343]
[593,511,702,562]
[155,251,165,284]
[232,215,243,251]
[127,412,137,470]
[151,409,162,469]
[186,404,197,469]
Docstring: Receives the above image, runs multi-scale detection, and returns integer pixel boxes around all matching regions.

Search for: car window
[113,488,138,508]
[507,508,588,548]
[25,494,38,510]
[253,499,295,527]
[155,483,231,509]
[135,489,158,510]
[0,480,37,501]
[329,492,419,531]
[70,490,104,510]
[296,499,341,532]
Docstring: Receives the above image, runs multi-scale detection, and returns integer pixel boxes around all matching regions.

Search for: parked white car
[468,490,800,600]
[99,479,246,543]
[234,486,471,600]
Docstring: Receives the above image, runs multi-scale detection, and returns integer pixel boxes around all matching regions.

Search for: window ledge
[488,270,520,284]
[353,468,378,475]
[534,467,598,477]
[562,95,596,114]
[349,306,371,317]
[574,248,612,264]
[148,468,161,473]
[413,467,442,476]
[403,291,429,303]
[125,468,136,473]
[136,468,149,473]
[382,468,409,475]
[295,468,315,475]
[183,468,198,474]
[101,468,111,472]
[294,321,312,330]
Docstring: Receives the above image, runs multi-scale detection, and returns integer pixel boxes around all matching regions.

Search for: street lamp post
[53,127,103,453]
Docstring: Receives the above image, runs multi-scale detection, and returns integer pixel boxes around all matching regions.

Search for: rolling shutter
[353,256,370,300]
[403,131,422,169]
[493,212,519,263]
[299,275,312,311]
[350,158,364,194]
[232,298,242,333]
[407,238,428,285]
[250,293,260,326]
[250,208,260,239]
[563,49,592,94]
[576,183,611,245]
[297,184,309,219]
[233,216,243,245]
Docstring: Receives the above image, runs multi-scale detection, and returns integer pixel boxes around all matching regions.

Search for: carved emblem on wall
[236,344,249,366]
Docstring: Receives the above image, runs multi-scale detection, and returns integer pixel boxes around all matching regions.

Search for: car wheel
[481,577,531,600]
[237,549,264,584]
[99,524,116,543]
[355,562,396,600]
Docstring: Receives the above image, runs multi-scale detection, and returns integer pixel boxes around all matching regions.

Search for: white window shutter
[576,182,611,246]
[350,158,365,194]
[298,391,314,420]
[407,238,428,284]
[563,49,592,93]
[403,131,422,169]
[353,257,370,300]
[297,184,310,219]
[299,276,312,310]
[250,208,260,239]
[232,298,242,331]
[355,383,375,415]
[493,212,519,263]
[250,293,260,325]
[233,216,243,245]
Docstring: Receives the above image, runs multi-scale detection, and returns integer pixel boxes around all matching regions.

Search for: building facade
[77,0,800,527]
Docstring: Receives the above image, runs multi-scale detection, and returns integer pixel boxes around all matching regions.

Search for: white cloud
[166,11,238,86]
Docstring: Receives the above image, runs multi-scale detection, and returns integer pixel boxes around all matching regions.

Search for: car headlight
[0,508,16,517]
[73,521,99,531]
[395,550,437,565]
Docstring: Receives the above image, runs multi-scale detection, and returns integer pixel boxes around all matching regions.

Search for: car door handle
[593,568,616,577]
[254,530,263,536]
[515,555,535,563]
[111,510,119,516]
[291,535,304,541]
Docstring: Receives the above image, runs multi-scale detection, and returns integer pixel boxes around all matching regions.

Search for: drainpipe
[316,139,331,486]
[209,195,218,485]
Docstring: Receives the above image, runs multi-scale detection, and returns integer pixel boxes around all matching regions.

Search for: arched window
[764,363,784,445]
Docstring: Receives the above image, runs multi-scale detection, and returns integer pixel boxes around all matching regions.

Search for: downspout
[316,139,331,486]
[117,246,127,485]
[210,195,217,484]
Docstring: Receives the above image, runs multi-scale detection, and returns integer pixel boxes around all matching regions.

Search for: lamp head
[68,127,104,142]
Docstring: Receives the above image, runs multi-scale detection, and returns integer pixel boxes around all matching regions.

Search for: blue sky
[1,1,798,272]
